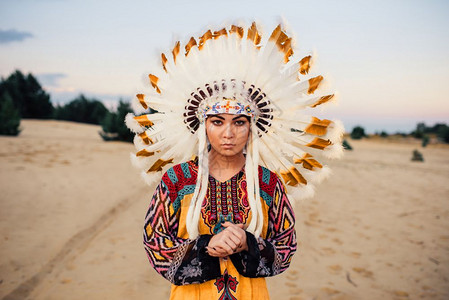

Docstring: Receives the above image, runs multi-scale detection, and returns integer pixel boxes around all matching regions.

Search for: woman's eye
[212,120,222,125]
[235,120,246,126]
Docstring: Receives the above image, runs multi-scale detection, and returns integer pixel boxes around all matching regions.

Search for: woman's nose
[223,124,234,138]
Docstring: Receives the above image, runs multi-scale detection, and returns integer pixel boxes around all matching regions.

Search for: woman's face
[206,114,250,158]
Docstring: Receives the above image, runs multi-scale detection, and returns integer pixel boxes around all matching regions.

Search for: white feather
[125,113,144,134]
[323,142,344,159]
[140,170,163,187]
[288,184,315,202]
[131,96,149,115]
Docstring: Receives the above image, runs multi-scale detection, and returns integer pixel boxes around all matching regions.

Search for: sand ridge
[0,120,448,299]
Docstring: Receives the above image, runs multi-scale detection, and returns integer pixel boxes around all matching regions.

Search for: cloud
[0,29,34,44]
[36,73,67,87]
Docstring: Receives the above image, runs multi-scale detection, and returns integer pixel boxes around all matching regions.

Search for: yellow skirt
[169,257,270,300]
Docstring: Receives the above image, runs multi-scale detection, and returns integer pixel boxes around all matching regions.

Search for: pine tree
[100,100,134,142]
[0,91,21,136]
[0,70,53,118]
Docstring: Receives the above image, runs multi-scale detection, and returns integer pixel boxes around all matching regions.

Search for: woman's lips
[221,143,235,149]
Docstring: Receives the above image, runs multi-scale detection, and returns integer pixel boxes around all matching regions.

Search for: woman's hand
[206,222,248,257]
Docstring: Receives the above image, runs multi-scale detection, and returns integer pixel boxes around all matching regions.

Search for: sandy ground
[0,120,448,300]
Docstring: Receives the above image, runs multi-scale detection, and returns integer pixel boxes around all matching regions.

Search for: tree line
[0,70,133,142]
[1,70,448,145]
[350,123,449,145]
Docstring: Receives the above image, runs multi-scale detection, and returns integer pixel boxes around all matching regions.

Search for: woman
[126,22,343,299]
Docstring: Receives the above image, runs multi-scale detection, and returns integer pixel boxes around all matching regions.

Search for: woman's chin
[220,150,239,157]
[212,148,244,158]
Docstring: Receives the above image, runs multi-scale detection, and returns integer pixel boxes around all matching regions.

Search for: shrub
[422,135,430,147]
[411,149,424,162]
[99,100,134,142]
[342,139,353,150]
[350,126,366,140]
[437,125,449,143]
[0,92,21,136]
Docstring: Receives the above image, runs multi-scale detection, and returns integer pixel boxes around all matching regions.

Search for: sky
[1,0,448,133]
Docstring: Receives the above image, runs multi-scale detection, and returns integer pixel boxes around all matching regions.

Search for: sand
[0,120,448,300]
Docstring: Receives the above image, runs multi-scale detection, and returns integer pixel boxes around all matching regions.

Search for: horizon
[1,0,448,134]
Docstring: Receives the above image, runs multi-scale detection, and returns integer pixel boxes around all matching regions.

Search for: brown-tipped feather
[161,53,168,72]
[148,74,161,94]
[185,37,197,56]
[269,24,293,63]
[299,56,312,75]
[136,94,148,109]
[172,41,180,64]
[282,38,293,63]
[136,149,155,157]
[273,27,289,45]
[230,25,244,38]
[306,137,332,150]
[139,131,154,145]
[198,30,213,50]
[294,153,323,170]
[304,117,331,136]
[308,75,323,94]
[269,24,282,42]
[213,28,227,39]
[134,115,154,127]
[280,167,307,186]
[310,94,334,108]
[148,158,174,172]
[247,22,261,45]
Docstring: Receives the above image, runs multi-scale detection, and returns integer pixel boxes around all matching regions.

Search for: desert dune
[1,120,448,300]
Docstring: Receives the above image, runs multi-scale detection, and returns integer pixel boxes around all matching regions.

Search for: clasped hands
[206,221,248,258]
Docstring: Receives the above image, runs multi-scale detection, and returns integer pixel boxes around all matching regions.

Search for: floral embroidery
[180,258,203,278]
[257,257,270,276]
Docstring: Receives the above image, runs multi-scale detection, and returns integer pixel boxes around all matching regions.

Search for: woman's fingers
[235,223,247,230]
[226,226,246,240]
[223,230,241,247]
[222,222,248,252]
[209,234,235,253]
[223,221,245,233]
[223,222,246,243]
[206,246,228,257]
[220,238,237,253]
[216,224,243,245]
[208,222,249,256]
[207,243,232,257]
[206,246,218,256]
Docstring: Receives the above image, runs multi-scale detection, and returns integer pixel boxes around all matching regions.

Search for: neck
[208,150,245,172]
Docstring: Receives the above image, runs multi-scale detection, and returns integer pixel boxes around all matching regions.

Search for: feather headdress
[126,22,344,238]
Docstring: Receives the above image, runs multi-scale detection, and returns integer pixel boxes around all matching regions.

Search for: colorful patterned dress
[143,160,297,299]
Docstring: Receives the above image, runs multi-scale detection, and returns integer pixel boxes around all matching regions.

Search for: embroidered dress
[143,160,297,299]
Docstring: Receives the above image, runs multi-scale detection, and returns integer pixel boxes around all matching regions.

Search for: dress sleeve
[143,181,221,285]
[230,178,297,277]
